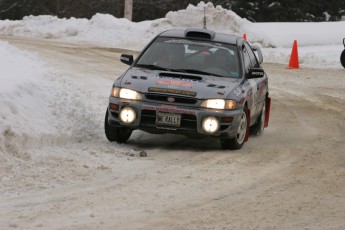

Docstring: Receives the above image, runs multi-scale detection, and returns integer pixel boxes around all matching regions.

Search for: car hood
[119,67,241,99]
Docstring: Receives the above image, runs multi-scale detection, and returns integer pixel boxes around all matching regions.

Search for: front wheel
[220,107,248,150]
[104,109,132,143]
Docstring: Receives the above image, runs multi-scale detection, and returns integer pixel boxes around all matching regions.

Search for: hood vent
[159,72,202,81]
[132,76,148,80]
[207,84,226,89]
[185,28,215,40]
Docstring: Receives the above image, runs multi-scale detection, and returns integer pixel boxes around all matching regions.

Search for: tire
[104,109,132,143]
[220,106,248,150]
[251,98,266,136]
[341,49,345,68]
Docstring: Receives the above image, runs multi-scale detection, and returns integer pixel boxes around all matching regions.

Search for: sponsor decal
[230,72,240,77]
[166,39,222,48]
[156,80,194,88]
[167,97,175,102]
[251,71,264,76]
[121,56,130,62]
[148,87,197,97]
[142,105,195,115]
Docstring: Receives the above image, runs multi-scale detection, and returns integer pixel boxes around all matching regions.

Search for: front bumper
[107,97,243,139]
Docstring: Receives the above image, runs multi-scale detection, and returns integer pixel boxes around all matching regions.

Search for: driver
[212,49,232,70]
[154,43,185,68]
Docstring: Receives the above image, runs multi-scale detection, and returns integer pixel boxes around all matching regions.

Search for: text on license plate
[156,111,181,127]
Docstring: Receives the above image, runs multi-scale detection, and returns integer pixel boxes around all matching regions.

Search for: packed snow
[0,1,344,155]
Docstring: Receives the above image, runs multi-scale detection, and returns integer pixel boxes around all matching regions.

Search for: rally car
[105,28,271,150]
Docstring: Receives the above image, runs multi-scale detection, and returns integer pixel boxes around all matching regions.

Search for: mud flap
[245,109,250,142]
[264,97,271,128]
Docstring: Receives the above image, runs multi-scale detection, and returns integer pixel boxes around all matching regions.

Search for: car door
[242,42,266,122]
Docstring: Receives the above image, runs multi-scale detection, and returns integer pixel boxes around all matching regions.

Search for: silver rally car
[105,28,271,150]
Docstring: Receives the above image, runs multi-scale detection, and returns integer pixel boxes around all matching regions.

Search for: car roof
[158,28,241,46]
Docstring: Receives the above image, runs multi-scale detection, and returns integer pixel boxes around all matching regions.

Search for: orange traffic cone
[243,33,247,40]
[288,40,299,69]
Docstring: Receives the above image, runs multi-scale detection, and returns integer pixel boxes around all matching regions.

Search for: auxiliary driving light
[119,107,136,124]
[202,116,219,133]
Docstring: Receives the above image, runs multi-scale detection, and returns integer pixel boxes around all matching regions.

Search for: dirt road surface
[1,36,345,230]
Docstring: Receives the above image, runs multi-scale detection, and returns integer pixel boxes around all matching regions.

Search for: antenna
[203,7,207,29]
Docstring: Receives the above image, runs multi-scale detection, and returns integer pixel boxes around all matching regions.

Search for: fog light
[202,116,219,133]
[119,107,136,124]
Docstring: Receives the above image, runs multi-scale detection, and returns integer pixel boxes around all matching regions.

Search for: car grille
[140,110,197,130]
[145,94,197,104]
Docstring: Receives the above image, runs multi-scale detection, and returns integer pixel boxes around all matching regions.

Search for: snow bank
[0,2,267,48]
[0,16,87,40]
[255,22,345,48]
[0,41,53,135]
[165,2,249,34]
[0,41,102,159]
[1,2,344,48]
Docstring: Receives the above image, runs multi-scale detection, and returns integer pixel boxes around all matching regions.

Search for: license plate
[156,111,181,127]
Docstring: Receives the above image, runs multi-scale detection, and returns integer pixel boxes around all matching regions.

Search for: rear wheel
[104,109,132,143]
[341,49,345,68]
[220,106,248,150]
[251,98,266,136]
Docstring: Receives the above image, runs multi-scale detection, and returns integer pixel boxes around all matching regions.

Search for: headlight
[200,99,236,110]
[112,87,142,100]
[120,88,142,100]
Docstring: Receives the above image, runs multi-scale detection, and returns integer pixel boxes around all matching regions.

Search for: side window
[242,44,251,74]
[244,42,259,67]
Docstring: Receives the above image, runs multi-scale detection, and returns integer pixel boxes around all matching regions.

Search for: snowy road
[1,36,345,229]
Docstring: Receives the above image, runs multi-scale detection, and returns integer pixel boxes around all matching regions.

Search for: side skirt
[245,109,250,142]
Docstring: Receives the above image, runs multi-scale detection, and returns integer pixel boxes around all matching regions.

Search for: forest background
[1,0,344,22]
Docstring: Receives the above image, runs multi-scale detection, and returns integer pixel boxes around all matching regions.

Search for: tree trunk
[124,0,133,20]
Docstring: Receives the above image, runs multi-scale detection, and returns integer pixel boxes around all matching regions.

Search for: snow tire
[220,106,248,150]
[104,109,132,143]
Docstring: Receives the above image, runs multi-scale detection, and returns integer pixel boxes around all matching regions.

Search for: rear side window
[244,42,259,67]
[242,45,251,74]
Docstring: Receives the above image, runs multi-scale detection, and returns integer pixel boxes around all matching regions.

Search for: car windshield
[135,37,241,78]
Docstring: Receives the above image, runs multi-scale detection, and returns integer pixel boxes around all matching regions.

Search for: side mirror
[252,46,263,64]
[120,54,134,65]
[248,67,265,79]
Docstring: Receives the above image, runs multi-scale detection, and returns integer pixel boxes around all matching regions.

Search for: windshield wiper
[135,64,172,71]
[173,69,224,78]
